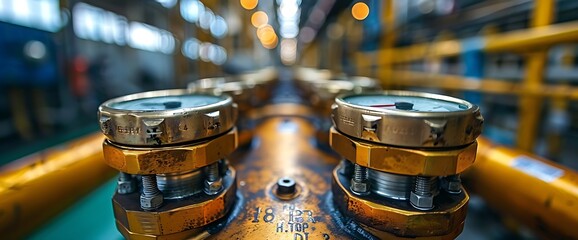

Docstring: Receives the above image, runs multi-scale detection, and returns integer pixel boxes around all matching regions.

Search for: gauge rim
[98,89,237,146]
[332,90,483,148]
[336,90,476,116]
[100,89,232,114]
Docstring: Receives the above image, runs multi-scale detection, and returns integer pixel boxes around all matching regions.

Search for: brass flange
[332,164,468,238]
[103,129,237,174]
[329,128,477,176]
[113,168,237,237]
[115,221,204,240]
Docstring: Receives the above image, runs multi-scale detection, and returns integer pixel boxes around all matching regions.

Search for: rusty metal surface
[330,128,478,176]
[103,129,238,174]
[113,168,237,236]
[332,162,468,239]
[198,101,473,239]
[209,111,353,239]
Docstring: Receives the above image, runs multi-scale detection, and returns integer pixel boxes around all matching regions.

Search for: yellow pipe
[0,133,116,239]
[485,22,578,52]
[546,46,573,159]
[516,0,553,151]
[464,137,578,239]
[377,0,396,86]
[377,70,578,100]
[358,20,578,67]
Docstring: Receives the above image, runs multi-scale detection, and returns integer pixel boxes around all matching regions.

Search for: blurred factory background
[1,0,577,239]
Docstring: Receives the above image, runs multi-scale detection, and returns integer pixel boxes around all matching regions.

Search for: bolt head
[410,192,434,210]
[446,181,462,194]
[140,194,163,210]
[117,180,136,194]
[276,177,297,195]
[350,180,369,195]
[204,178,223,195]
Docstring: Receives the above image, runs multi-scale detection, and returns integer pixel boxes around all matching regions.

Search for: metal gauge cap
[238,67,278,85]
[332,91,483,148]
[188,77,253,112]
[188,77,247,96]
[332,75,381,91]
[309,76,372,95]
[294,67,333,82]
[98,89,237,146]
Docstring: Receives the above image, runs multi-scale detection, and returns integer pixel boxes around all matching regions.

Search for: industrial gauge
[299,75,382,146]
[330,91,483,239]
[98,89,239,239]
[332,90,482,147]
[98,89,237,146]
[187,76,265,147]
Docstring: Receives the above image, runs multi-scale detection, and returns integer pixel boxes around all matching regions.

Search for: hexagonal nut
[329,128,477,176]
[332,168,468,237]
[446,181,462,194]
[117,180,136,194]
[140,194,164,210]
[350,180,369,194]
[204,178,223,195]
[115,220,204,240]
[102,129,237,174]
[410,192,434,210]
[112,169,237,236]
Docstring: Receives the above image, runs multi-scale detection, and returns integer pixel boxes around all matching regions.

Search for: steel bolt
[218,159,229,176]
[444,174,462,194]
[204,163,223,195]
[117,172,136,194]
[140,175,164,210]
[340,160,354,176]
[350,164,369,195]
[410,176,437,210]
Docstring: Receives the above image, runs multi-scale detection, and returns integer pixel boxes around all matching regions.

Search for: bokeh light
[251,11,268,28]
[351,2,369,21]
[210,16,228,38]
[280,38,296,64]
[240,0,258,10]
[257,24,277,49]
[256,24,274,41]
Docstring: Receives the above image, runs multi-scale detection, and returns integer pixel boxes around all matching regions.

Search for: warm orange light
[256,25,274,40]
[351,2,369,20]
[240,0,258,10]
[251,11,268,28]
[262,35,278,49]
[256,24,277,48]
[261,33,277,45]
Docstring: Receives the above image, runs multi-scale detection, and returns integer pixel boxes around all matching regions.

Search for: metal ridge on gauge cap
[98,89,237,146]
[332,90,483,148]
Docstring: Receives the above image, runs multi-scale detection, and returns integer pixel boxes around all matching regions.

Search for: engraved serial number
[249,204,330,240]
[339,115,354,126]
[383,125,415,136]
[116,126,140,134]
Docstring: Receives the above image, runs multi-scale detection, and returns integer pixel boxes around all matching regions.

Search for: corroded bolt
[276,177,296,195]
[340,160,354,176]
[117,172,136,194]
[218,159,229,176]
[140,175,164,210]
[204,162,223,195]
[444,174,462,194]
[410,176,436,210]
[350,164,369,195]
